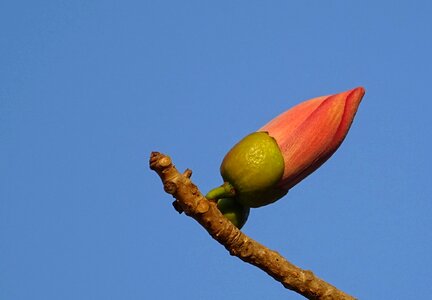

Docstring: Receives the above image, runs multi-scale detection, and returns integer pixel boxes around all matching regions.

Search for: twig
[149,151,356,300]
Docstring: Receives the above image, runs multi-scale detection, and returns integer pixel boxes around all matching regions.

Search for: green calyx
[216,131,288,208]
[206,132,287,229]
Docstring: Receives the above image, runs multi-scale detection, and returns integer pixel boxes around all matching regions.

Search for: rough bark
[149,151,356,300]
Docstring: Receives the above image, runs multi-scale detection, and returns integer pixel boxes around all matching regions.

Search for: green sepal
[220,132,287,207]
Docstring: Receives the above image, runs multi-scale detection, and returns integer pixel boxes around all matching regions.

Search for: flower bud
[260,87,365,190]
[207,87,365,209]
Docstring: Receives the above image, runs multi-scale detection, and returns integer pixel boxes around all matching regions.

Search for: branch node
[164,181,177,194]
[159,156,172,167]
[196,199,210,214]
[183,169,192,178]
[190,185,198,195]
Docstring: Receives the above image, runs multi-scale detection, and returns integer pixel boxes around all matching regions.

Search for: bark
[149,151,356,300]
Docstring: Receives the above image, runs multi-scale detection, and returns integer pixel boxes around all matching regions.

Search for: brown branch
[149,151,356,300]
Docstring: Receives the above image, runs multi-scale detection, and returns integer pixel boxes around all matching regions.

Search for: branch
[149,151,356,300]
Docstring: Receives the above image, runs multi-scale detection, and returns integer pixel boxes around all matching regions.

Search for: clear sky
[1,1,432,299]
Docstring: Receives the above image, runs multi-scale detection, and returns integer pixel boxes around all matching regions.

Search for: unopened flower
[206,87,365,223]
[260,86,365,190]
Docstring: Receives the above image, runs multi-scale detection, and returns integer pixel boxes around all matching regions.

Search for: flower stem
[206,182,236,200]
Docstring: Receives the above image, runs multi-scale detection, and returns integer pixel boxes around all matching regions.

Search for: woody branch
[149,151,355,300]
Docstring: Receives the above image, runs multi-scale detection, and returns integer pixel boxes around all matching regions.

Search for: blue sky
[1,1,432,299]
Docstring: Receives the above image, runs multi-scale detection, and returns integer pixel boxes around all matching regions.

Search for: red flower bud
[260,87,365,190]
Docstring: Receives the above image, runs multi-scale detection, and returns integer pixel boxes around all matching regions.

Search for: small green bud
[217,198,250,229]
